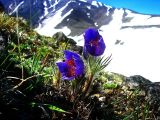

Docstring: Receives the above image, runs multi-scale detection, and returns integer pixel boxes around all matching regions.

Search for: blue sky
[97,0,160,15]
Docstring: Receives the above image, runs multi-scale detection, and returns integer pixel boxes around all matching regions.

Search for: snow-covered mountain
[1,0,160,82]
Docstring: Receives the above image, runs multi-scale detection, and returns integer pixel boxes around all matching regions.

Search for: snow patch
[94,22,98,27]
[97,2,103,7]
[87,12,90,17]
[106,28,160,82]
[67,18,69,21]
[79,0,87,2]
[106,7,112,16]
[9,1,24,15]
[91,1,99,7]
[104,4,112,9]
[35,2,73,37]
[124,10,160,26]
[87,6,91,9]
[43,1,49,16]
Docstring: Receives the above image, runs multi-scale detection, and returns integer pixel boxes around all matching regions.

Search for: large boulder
[124,75,152,89]
[52,32,77,45]
[52,32,83,54]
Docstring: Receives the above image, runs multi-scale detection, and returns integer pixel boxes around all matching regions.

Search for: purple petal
[65,50,84,76]
[85,45,97,56]
[64,50,73,60]
[56,62,75,80]
[84,28,100,44]
[57,51,84,80]
[64,50,81,60]
[97,37,106,55]
[62,75,75,80]
[85,37,106,56]
[56,62,68,74]
[74,58,84,76]
[83,46,89,59]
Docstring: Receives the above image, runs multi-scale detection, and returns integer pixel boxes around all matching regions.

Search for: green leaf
[31,102,69,113]
[31,102,36,107]
[46,104,67,113]
[87,54,112,76]
[103,82,118,89]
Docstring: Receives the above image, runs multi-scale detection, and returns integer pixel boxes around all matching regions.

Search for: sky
[97,0,160,15]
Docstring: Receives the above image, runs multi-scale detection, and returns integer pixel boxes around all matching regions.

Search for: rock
[124,75,152,89]
[124,75,160,101]
[0,1,4,12]
[52,32,77,45]
[70,45,83,54]
[123,75,160,117]
[0,32,7,56]
[53,32,83,54]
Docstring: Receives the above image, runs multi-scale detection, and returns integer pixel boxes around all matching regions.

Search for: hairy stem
[82,74,94,97]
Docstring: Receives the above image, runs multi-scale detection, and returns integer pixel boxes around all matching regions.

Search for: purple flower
[83,28,106,56]
[56,50,84,80]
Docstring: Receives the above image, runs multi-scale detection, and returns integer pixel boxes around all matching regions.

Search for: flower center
[66,58,75,66]
[67,66,76,77]
[66,58,76,77]
[90,38,99,47]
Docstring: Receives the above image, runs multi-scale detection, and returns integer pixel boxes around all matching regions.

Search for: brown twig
[7,74,44,89]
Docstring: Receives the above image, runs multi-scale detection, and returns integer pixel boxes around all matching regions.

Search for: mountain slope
[1,0,160,82]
